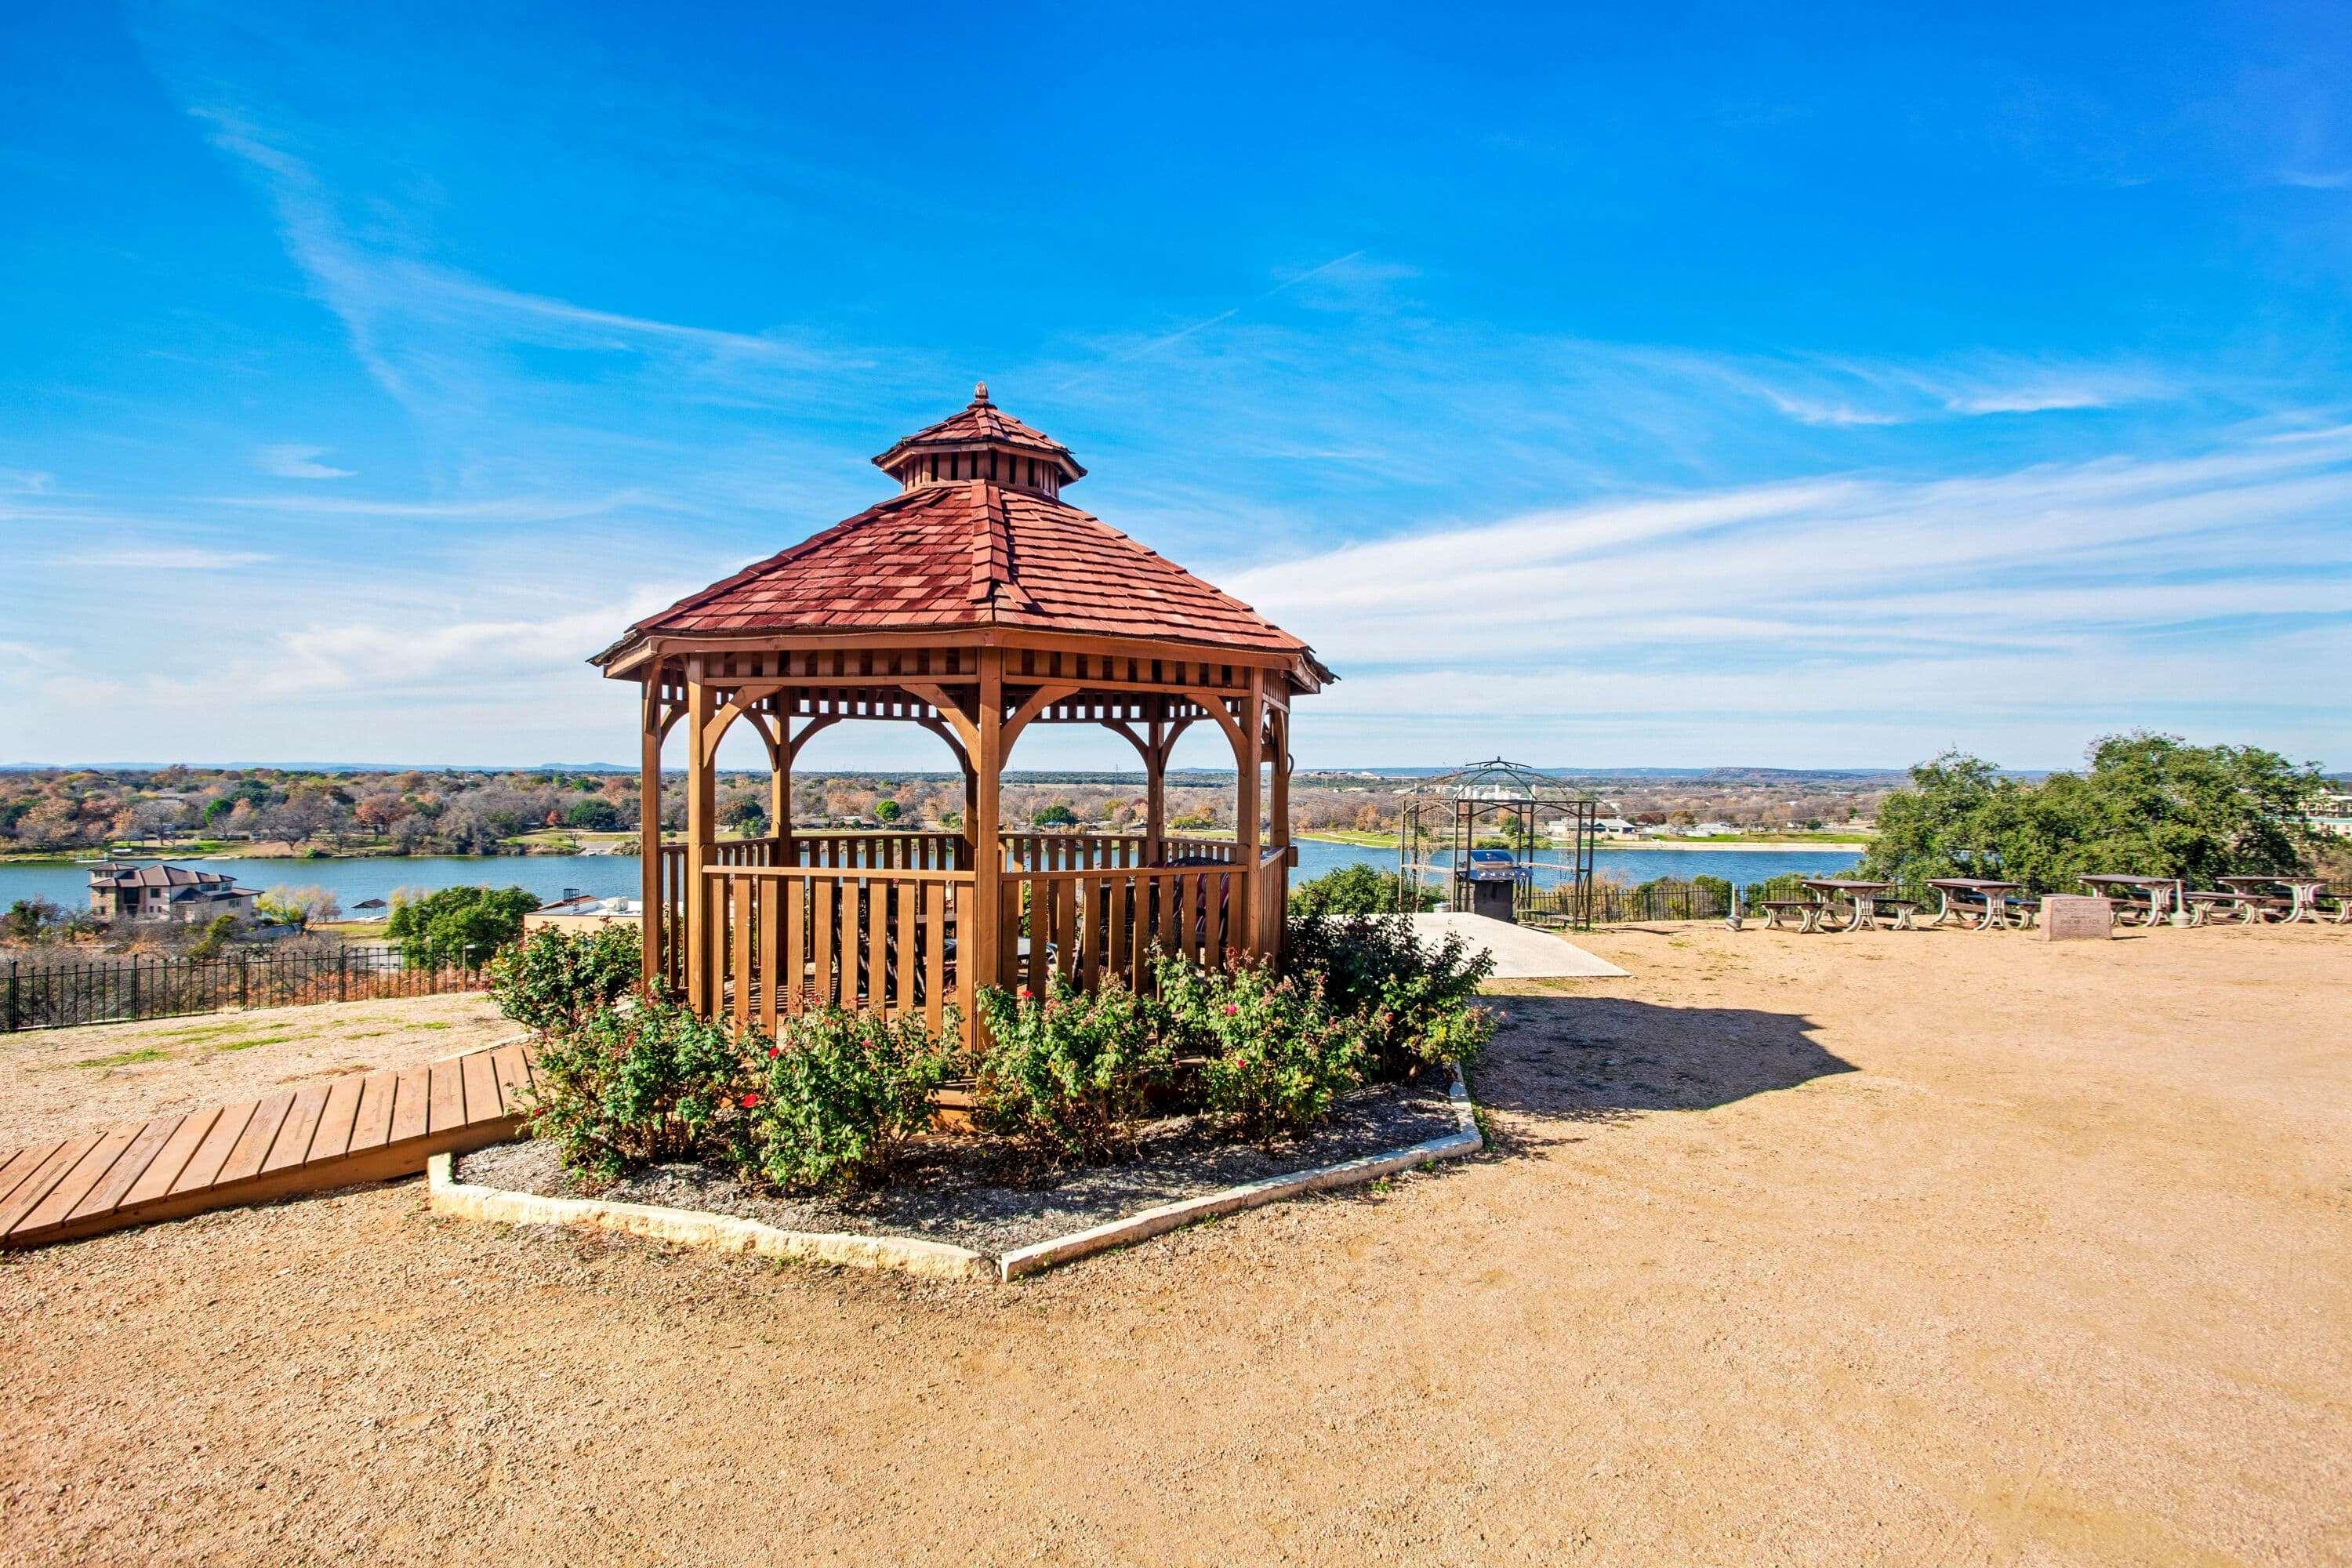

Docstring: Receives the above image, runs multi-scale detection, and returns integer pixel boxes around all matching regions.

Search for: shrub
[1155,953,1363,1141]
[1284,912,1497,1077]
[386,884,540,967]
[975,974,1171,1161]
[1287,862,1441,916]
[488,924,644,1035]
[735,1007,959,1191]
[519,998,750,1183]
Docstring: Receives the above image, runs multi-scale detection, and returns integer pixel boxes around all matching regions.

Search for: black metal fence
[2,944,493,1032]
[1521,873,1898,926]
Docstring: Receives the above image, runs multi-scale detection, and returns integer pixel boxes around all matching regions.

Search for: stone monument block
[2040,895,2113,941]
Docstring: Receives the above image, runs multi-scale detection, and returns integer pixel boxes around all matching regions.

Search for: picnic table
[1799,879,1897,933]
[2217,875,2337,925]
[1924,877,2025,931]
[2078,874,2186,927]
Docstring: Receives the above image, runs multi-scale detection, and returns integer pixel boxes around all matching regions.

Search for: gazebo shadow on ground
[1466,994,1855,1154]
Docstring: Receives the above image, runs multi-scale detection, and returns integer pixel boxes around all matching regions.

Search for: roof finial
[972,380,990,405]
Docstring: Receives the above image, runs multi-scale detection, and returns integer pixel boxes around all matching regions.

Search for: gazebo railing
[660,832,1269,1023]
[1252,845,1290,964]
[996,831,1241,870]
[1000,865,1252,999]
[798,830,967,870]
[702,866,975,1040]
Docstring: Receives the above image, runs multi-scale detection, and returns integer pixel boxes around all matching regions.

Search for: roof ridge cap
[974,481,1040,614]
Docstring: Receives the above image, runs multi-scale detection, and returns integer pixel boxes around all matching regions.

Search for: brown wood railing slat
[757,877,782,1036]
[811,877,836,1008]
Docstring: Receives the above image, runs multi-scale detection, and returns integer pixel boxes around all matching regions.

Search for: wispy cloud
[208,491,655,521]
[1218,423,2352,760]
[256,444,354,479]
[53,546,276,570]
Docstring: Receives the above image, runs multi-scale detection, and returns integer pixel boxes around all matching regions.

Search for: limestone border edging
[425,1152,995,1282]
[428,1066,1483,1285]
[994,1065,1482,1280]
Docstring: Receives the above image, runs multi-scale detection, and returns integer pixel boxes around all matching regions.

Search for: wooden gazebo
[590,384,1331,1042]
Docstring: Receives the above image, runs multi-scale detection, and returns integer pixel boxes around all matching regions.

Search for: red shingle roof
[612,479,1317,666]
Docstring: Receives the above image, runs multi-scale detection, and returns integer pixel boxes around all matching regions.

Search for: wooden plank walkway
[0,1040,537,1251]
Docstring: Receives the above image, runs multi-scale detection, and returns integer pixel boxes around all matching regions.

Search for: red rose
[739,1092,762,1109]
[1018,986,1033,1000]
[765,1045,779,1058]
[1223,1004,1239,1016]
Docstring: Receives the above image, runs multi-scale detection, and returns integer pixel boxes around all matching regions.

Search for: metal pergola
[1396,759,1599,929]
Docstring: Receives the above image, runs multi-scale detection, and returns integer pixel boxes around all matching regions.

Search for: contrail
[1058,249,1370,388]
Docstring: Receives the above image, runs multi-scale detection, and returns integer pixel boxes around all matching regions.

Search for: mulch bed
[456,1069,1461,1254]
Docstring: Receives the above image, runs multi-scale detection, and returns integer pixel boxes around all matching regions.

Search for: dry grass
[1,923,2347,1564]
[0,992,513,1150]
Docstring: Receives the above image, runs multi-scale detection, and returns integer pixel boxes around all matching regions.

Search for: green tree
[1862,735,2325,892]
[873,799,902,822]
[385,885,542,967]
[564,798,622,831]
[1029,802,1079,827]
[1287,862,1441,916]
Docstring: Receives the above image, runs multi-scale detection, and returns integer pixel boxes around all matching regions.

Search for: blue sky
[4,1,2348,773]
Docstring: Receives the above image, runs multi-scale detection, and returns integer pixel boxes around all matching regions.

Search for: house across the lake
[523,893,643,933]
[87,862,260,924]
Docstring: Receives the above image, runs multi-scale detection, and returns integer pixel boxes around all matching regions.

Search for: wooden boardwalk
[0,1040,536,1251]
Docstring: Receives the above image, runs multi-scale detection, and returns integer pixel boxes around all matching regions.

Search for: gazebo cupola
[872,383,1084,499]
[592,384,1330,1043]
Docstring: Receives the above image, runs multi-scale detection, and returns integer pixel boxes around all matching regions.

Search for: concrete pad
[1409,913,1630,978]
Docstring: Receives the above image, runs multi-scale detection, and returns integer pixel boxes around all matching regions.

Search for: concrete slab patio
[1410,911,1630,978]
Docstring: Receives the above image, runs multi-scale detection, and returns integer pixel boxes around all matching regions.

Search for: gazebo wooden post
[1142,698,1168,867]
[1236,672,1265,949]
[1268,704,1290,960]
[968,649,1006,1004]
[683,658,718,1013]
[1269,706,1290,857]
[769,720,794,866]
[638,673,664,990]
[960,769,980,867]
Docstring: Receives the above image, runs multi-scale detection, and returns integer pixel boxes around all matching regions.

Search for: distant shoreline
[1595,840,1869,853]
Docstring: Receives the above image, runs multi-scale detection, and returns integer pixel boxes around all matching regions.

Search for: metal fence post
[238,953,249,1009]
[5,960,16,1033]
[337,948,348,1003]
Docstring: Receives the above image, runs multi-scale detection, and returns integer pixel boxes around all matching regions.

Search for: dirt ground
[2,922,2347,1566]
[0,993,514,1151]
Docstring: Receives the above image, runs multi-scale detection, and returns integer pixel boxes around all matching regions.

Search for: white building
[523,894,644,933]
[2311,793,2352,838]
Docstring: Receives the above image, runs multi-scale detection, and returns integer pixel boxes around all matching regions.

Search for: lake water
[2,841,1860,914]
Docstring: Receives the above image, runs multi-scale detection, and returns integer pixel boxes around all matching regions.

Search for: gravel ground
[2,922,2347,1565]
[459,1073,1461,1253]
[0,992,514,1150]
